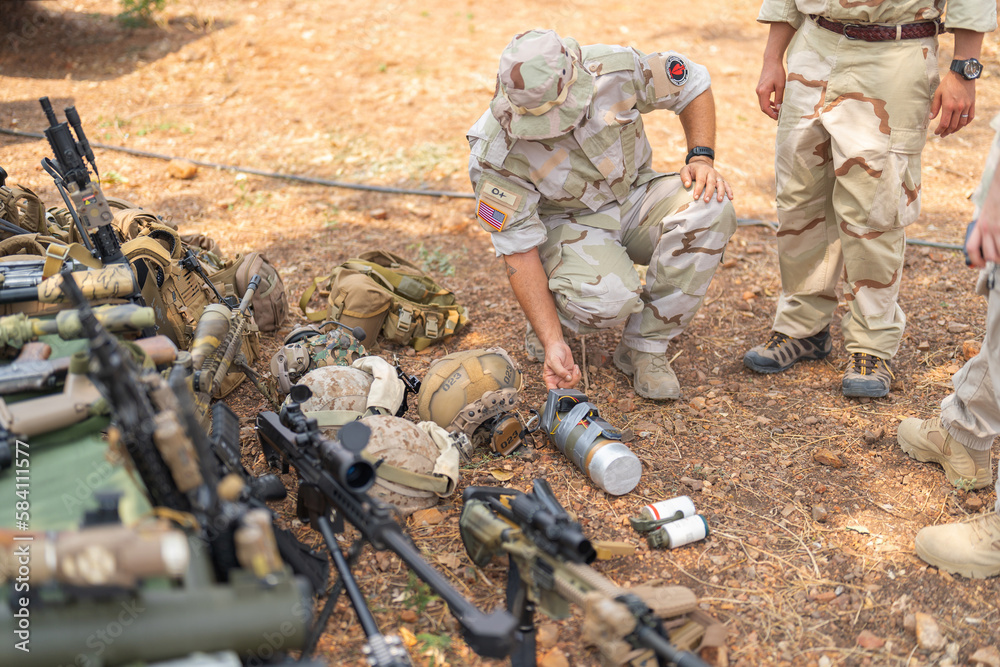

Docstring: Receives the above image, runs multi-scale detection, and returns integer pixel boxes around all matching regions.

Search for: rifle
[256,384,517,663]
[39,97,124,265]
[0,335,178,473]
[0,302,155,348]
[460,480,713,667]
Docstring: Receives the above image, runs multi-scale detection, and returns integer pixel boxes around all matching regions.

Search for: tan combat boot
[897,417,993,490]
[613,342,679,400]
[915,513,1000,579]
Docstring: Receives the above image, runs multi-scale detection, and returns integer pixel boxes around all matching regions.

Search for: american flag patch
[478,200,507,231]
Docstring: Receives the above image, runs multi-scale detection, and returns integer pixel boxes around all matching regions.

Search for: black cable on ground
[0,127,964,251]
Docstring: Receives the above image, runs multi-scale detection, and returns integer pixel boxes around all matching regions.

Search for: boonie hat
[490,29,595,140]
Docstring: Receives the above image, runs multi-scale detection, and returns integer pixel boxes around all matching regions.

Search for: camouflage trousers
[941,266,1000,511]
[537,174,736,354]
[771,18,939,358]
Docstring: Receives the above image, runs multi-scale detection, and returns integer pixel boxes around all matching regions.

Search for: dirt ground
[3,1,1000,666]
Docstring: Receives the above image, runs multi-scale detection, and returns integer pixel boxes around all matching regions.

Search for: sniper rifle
[460,480,714,667]
[256,385,517,664]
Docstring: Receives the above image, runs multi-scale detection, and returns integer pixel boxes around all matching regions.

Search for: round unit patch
[666,55,689,86]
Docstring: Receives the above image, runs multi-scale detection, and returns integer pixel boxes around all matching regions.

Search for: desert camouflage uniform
[940,112,1000,508]
[759,0,997,358]
[467,44,736,354]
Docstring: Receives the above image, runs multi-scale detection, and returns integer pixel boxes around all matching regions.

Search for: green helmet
[416,347,523,435]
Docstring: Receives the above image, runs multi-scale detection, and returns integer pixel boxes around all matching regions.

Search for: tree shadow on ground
[0,1,230,81]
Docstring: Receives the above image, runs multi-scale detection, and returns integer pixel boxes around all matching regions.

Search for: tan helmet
[360,415,455,516]
[416,347,523,435]
[290,365,373,437]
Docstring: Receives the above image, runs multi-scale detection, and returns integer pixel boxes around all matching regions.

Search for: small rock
[964,340,983,359]
[970,646,1000,667]
[741,290,756,301]
[710,455,726,464]
[965,495,985,511]
[915,612,946,651]
[813,448,845,468]
[804,416,820,425]
[722,257,739,269]
[689,397,707,411]
[538,648,569,667]
[673,419,688,435]
[917,340,931,351]
[757,415,773,425]
[862,427,886,444]
[780,503,796,517]
[370,208,388,220]
[536,623,559,648]
[812,504,829,523]
[410,507,445,526]
[903,613,916,633]
[167,159,197,179]
[618,397,636,412]
[813,590,837,603]
[947,322,971,334]
[857,630,885,650]
[680,476,704,491]
[745,244,765,254]
[735,300,752,311]
[399,609,418,623]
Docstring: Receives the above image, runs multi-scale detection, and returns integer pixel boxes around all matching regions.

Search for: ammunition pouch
[301,249,467,351]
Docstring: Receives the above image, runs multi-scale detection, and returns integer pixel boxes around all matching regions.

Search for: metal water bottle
[539,388,642,496]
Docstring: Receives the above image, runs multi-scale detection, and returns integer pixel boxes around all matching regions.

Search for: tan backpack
[300,249,468,351]
[206,251,288,333]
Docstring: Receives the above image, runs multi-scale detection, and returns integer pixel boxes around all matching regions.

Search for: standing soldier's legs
[744,24,841,374]
[903,268,1000,579]
[824,33,936,397]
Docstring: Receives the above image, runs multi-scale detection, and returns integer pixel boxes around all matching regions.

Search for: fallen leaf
[489,469,516,481]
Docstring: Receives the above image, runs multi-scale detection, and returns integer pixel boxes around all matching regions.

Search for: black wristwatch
[950,58,983,81]
[685,146,715,164]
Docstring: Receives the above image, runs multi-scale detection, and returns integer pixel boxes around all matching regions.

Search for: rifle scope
[508,491,596,565]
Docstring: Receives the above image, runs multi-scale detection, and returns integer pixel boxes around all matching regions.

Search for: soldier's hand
[681,160,734,203]
[930,73,976,138]
[756,59,786,120]
[543,342,581,390]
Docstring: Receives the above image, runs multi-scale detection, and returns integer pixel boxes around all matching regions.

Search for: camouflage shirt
[467,44,711,257]
[758,0,997,32]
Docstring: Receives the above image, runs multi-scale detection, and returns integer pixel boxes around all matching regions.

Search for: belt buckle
[842,23,864,40]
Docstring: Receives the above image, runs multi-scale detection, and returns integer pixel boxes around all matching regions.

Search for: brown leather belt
[812,15,943,41]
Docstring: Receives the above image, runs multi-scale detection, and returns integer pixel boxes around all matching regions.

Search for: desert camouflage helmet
[416,347,523,435]
[288,364,373,437]
[360,415,459,516]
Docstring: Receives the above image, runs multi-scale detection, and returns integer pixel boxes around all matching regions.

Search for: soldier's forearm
[678,89,717,158]
[501,249,564,349]
[952,29,984,61]
[762,21,796,64]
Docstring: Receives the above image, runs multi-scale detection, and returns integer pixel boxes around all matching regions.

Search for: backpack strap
[299,275,336,322]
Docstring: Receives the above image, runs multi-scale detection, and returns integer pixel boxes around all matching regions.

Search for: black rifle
[461,480,711,667]
[39,97,124,265]
[57,267,254,581]
[256,385,517,663]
